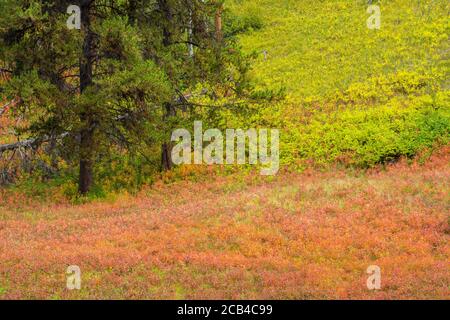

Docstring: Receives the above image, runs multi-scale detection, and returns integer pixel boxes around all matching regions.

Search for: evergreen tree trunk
[128,0,138,25]
[215,4,223,42]
[161,142,172,171]
[161,102,175,171]
[159,0,175,172]
[78,128,94,194]
[78,1,95,194]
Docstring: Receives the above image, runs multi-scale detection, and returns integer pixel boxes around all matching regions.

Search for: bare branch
[0,133,69,153]
[0,68,12,74]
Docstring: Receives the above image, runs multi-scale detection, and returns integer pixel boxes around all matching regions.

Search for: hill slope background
[231,0,448,99]
[223,0,449,168]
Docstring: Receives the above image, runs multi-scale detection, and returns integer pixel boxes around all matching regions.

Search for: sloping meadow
[224,0,449,168]
[0,147,448,299]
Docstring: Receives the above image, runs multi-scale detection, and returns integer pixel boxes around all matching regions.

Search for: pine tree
[0,0,247,194]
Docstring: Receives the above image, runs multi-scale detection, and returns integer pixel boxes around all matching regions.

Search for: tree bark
[78,128,94,194]
[159,0,175,171]
[161,142,172,171]
[128,0,138,25]
[0,137,40,153]
[78,1,95,195]
[158,0,172,46]
[161,102,175,171]
[215,4,223,42]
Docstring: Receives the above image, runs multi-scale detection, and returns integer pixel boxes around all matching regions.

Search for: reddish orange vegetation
[0,104,13,143]
[0,148,449,299]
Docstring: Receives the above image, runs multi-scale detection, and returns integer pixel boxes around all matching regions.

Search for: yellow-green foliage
[224,0,449,167]
[282,96,449,167]
[231,0,448,99]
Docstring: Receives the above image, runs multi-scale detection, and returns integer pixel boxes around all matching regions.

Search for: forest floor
[0,148,449,299]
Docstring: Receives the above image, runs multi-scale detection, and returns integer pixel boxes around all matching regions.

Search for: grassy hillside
[224,0,449,168]
[230,0,448,99]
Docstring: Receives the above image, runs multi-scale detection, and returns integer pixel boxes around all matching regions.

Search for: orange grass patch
[0,148,449,299]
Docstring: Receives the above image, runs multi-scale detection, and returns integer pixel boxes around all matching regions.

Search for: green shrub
[280,94,449,168]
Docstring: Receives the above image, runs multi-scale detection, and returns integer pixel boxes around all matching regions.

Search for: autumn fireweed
[171,121,280,175]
